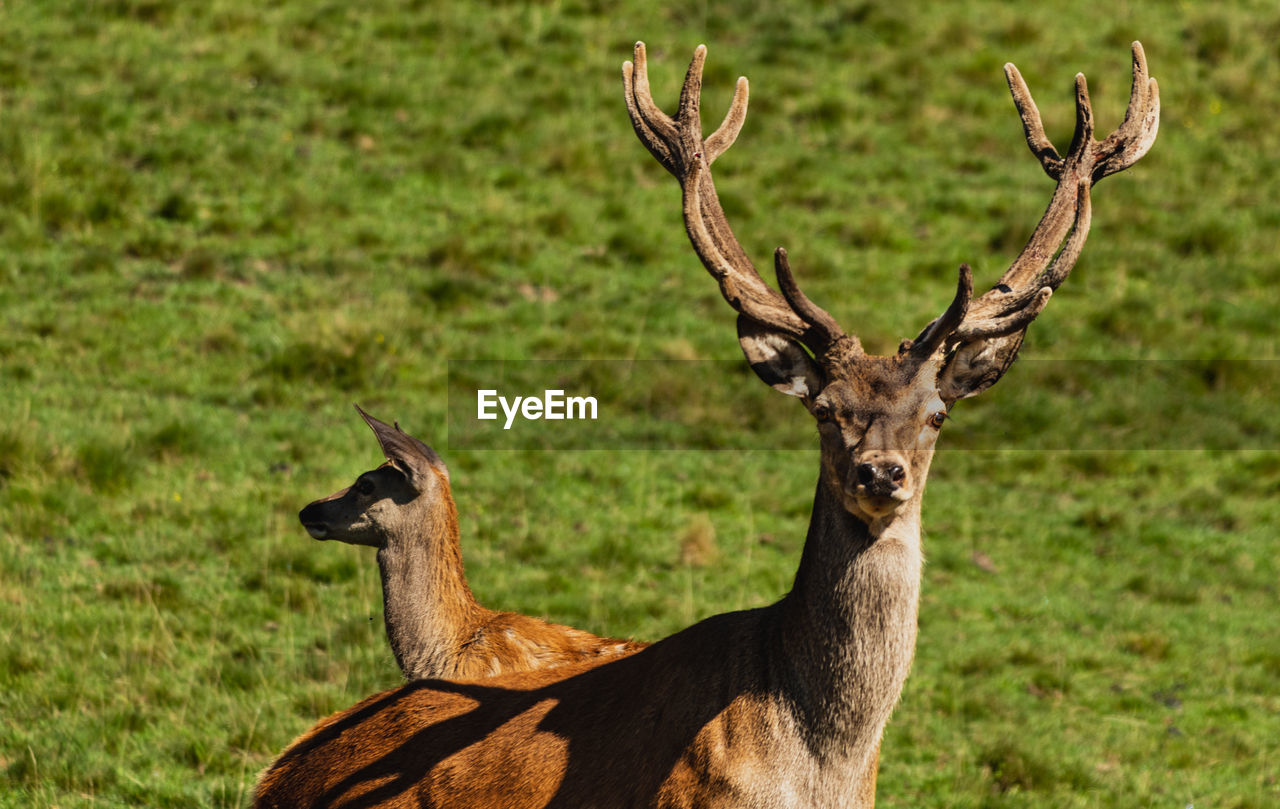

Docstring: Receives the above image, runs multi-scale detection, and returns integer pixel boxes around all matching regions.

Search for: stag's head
[624,43,1158,523]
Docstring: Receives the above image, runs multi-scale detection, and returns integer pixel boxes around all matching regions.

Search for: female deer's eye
[929,411,948,429]
[355,478,376,496]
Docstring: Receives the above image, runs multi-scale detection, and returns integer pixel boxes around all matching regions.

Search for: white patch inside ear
[779,375,811,399]
[737,318,822,402]
[763,345,814,398]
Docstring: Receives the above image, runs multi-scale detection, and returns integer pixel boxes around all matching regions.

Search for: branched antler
[907,42,1159,383]
[623,43,851,358]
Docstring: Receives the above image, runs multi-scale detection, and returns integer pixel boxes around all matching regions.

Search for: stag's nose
[855,461,905,492]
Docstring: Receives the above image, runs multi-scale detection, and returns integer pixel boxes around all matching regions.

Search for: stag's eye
[928,411,948,429]
[812,402,834,423]
[355,477,376,496]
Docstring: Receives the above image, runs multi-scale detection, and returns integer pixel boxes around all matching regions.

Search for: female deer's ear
[736,315,823,403]
[354,404,449,490]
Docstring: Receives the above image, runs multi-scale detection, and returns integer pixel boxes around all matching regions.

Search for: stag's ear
[737,315,824,404]
[935,333,1027,404]
[354,404,449,491]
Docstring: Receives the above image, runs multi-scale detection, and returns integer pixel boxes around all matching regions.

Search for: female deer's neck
[376,488,482,680]
[776,473,924,757]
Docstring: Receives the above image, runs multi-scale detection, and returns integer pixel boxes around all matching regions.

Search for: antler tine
[1026,180,1091,294]
[1066,73,1096,164]
[1093,42,1161,180]
[675,45,706,129]
[704,76,749,164]
[906,264,974,362]
[623,43,679,175]
[1004,62,1063,179]
[774,248,848,354]
[952,285,1052,343]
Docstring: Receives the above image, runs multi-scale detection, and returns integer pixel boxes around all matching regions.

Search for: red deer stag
[299,405,645,680]
[256,42,1158,808]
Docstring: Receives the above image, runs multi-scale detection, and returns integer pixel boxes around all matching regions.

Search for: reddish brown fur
[257,596,879,809]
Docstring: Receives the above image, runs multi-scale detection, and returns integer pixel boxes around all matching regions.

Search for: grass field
[1,1,1277,806]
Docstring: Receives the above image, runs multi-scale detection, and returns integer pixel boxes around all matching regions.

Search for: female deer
[299,405,643,680]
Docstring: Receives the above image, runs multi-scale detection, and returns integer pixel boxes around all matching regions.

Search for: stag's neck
[375,493,483,680]
[775,472,924,759]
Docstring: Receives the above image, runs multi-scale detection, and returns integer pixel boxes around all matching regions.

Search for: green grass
[2,1,1278,806]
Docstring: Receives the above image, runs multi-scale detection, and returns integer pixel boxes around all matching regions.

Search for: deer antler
[907,42,1159,380]
[623,42,851,358]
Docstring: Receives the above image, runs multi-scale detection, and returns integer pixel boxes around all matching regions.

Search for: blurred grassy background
[1,1,1277,806]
